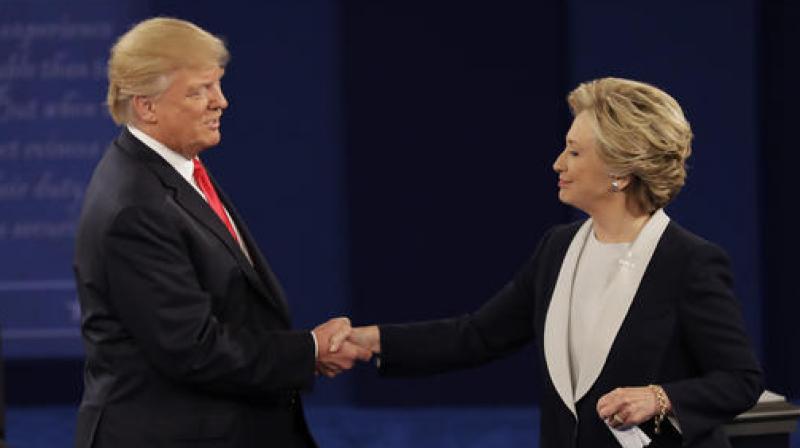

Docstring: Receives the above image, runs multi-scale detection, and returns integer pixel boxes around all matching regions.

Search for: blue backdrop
[0,1,149,358]
[0,0,796,407]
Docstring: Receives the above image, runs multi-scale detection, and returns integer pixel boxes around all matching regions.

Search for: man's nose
[210,85,228,109]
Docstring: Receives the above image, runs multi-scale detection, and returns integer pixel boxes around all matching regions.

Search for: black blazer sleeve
[377,228,555,376]
[104,204,316,395]
[661,241,763,444]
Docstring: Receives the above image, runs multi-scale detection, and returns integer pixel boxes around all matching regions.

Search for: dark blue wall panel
[761,0,800,399]
[342,1,569,405]
[568,0,763,356]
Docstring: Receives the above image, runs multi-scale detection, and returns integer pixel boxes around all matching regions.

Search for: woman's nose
[553,151,565,173]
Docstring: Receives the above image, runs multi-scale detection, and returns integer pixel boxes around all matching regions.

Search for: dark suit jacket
[379,221,763,448]
[73,129,317,447]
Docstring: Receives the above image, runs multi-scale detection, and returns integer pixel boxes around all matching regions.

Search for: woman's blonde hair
[567,77,693,212]
[106,17,229,124]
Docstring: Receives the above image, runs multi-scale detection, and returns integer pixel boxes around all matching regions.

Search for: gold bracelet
[648,384,668,434]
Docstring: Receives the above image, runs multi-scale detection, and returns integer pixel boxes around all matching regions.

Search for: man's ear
[131,95,157,124]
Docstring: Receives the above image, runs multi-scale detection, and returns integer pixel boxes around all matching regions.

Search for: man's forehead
[178,66,225,82]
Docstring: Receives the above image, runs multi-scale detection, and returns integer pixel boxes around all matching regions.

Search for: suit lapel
[572,209,671,402]
[171,176,289,315]
[544,219,592,417]
[115,130,292,324]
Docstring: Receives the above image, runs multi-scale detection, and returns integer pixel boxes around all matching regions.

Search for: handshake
[311,318,380,377]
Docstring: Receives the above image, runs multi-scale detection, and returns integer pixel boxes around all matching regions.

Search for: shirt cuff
[311,331,318,359]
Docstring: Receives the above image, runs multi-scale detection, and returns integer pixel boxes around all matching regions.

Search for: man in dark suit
[73,17,369,447]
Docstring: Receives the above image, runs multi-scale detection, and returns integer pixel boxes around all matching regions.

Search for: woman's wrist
[648,384,671,433]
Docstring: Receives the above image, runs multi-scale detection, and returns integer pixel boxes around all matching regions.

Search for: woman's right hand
[330,324,381,354]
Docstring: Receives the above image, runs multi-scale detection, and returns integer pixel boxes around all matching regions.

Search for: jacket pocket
[164,411,239,442]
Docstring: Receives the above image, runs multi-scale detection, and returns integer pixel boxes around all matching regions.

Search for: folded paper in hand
[606,420,652,448]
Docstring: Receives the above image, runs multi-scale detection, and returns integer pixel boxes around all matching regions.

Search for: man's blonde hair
[106,17,229,124]
[568,77,693,212]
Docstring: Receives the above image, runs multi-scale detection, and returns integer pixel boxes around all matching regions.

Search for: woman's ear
[616,174,634,191]
[608,173,633,193]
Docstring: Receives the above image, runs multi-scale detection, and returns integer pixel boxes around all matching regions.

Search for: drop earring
[610,180,620,192]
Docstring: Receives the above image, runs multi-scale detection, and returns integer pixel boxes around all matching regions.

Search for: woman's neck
[590,202,652,243]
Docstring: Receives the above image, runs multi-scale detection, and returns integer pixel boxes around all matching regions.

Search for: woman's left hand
[596,386,661,429]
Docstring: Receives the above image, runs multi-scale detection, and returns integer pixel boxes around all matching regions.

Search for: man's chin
[201,133,222,149]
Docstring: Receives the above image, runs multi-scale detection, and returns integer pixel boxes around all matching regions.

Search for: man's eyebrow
[187,79,212,88]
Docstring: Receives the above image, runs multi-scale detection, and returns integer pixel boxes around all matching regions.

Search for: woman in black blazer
[336,78,762,447]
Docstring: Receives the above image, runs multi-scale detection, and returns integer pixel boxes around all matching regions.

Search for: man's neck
[128,123,197,159]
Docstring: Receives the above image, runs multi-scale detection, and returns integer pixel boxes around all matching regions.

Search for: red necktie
[192,158,239,242]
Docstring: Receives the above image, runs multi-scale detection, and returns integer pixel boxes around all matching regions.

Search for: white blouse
[568,229,631,390]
